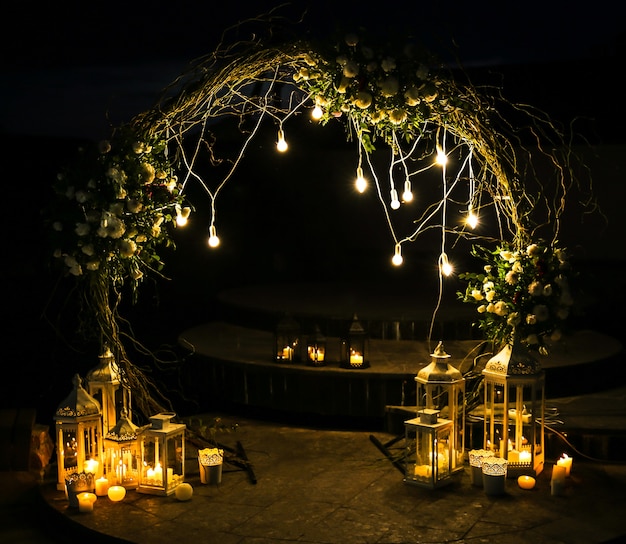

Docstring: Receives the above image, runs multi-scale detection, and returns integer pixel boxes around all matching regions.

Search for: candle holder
[198,447,224,485]
[65,472,95,508]
[274,314,301,363]
[468,449,495,487]
[481,457,508,496]
[306,325,327,367]
[340,314,369,369]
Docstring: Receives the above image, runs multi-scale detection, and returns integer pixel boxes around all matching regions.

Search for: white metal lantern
[103,408,140,489]
[274,314,301,363]
[86,346,131,434]
[404,410,456,489]
[137,412,186,496]
[482,340,545,477]
[415,341,465,475]
[53,374,104,490]
[341,314,369,369]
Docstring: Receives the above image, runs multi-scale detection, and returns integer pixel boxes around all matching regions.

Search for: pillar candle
[77,492,97,512]
[107,485,126,502]
[95,476,109,497]
[557,454,573,476]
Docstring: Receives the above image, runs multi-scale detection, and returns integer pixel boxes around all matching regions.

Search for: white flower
[354,92,372,109]
[505,270,518,285]
[380,77,399,97]
[85,260,100,271]
[486,303,496,313]
[484,265,492,273]
[389,108,407,124]
[404,87,420,106]
[499,250,514,261]
[81,244,95,256]
[471,289,484,301]
[483,280,494,290]
[140,162,156,184]
[477,305,487,313]
[343,61,359,78]
[542,284,553,296]
[527,243,541,256]
[336,77,350,93]
[512,261,523,273]
[526,314,537,325]
[494,301,509,316]
[118,239,137,257]
[485,290,496,302]
[528,281,543,296]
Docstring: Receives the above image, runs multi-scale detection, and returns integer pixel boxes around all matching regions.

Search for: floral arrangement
[49,126,186,301]
[457,241,574,354]
[294,32,453,151]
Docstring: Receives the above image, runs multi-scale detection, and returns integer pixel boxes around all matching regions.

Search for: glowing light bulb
[311,105,323,120]
[402,180,413,202]
[440,253,453,276]
[355,167,367,193]
[390,188,400,210]
[208,225,220,248]
[392,244,403,266]
[466,211,478,229]
[176,205,191,227]
[276,128,288,152]
[435,147,448,166]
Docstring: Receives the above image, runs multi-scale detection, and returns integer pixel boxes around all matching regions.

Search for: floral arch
[48,16,592,418]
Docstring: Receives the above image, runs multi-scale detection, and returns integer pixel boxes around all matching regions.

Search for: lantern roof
[483,341,542,377]
[349,314,366,335]
[86,346,121,385]
[416,341,463,383]
[54,374,102,419]
[106,408,139,441]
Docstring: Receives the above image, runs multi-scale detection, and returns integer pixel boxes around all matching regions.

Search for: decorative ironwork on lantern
[137,412,186,496]
[306,325,327,366]
[103,408,141,489]
[415,341,465,475]
[86,346,131,434]
[341,314,369,369]
[54,374,104,490]
[274,313,301,363]
[404,409,456,489]
[482,341,545,477]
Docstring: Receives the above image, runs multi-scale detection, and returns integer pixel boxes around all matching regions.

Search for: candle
[95,476,109,497]
[349,353,363,366]
[517,475,536,490]
[557,453,573,476]
[519,450,532,464]
[174,482,194,501]
[107,485,126,502]
[83,458,99,475]
[308,347,325,362]
[77,492,97,512]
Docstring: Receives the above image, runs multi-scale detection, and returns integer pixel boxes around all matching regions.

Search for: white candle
[95,477,109,497]
[174,482,193,501]
[349,353,363,366]
[83,458,99,475]
[519,450,532,464]
[517,475,536,490]
[557,453,572,476]
[107,485,126,502]
[78,492,97,512]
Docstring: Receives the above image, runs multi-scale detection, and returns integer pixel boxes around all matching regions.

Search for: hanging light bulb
[276,128,288,152]
[175,205,191,227]
[311,105,323,120]
[402,179,413,202]
[439,252,453,276]
[466,205,479,229]
[392,243,403,266]
[207,225,220,248]
[355,167,367,193]
[435,146,448,166]
[390,188,401,210]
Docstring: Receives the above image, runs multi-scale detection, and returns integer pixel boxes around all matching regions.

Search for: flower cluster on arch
[457,241,575,354]
[49,127,186,296]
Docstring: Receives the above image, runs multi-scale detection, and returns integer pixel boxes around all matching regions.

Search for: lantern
[306,325,327,366]
[86,346,131,434]
[341,314,369,369]
[137,412,186,496]
[482,341,545,477]
[53,374,104,490]
[404,410,456,489]
[274,314,301,362]
[103,408,140,489]
[415,341,465,475]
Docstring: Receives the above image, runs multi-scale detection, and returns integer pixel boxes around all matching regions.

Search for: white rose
[477,305,487,313]
[485,290,496,302]
[343,61,359,78]
[471,290,484,301]
[528,281,543,296]
[354,92,372,109]
[494,301,509,316]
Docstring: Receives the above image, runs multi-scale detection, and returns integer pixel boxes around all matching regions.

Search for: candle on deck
[77,492,97,512]
[517,475,536,490]
[95,477,109,497]
[107,485,126,502]
[557,453,573,476]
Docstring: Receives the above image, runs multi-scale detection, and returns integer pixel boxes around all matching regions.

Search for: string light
[355,167,367,193]
[402,179,413,202]
[435,146,448,166]
[175,205,191,227]
[439,252,453,276]
[390,188,400,210]
[207,224,220,248]
[466,206,479,229]
[311,105,323,120]
[392,243,403,266]
[276,128,288,152]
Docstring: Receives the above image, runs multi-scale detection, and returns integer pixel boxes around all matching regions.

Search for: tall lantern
[415,341,465,474]
[54,374,104,490]
[482,341,545,477]
[137,412,186,496]
[103,408,140,489]
[341,314,369,369]
[86,346,131,434]
[404,409,455,489]
[274,314,301,363]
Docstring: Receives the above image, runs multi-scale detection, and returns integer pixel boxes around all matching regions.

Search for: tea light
[95,476,110,497]
[517,475,536,490]
[174,482,193,501]
[107,485,126,502]
[557,453,573,476]
[77,492,97,512]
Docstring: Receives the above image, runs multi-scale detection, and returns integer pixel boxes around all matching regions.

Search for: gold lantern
[137,412,186,496]
[341,314,369,369]
[415,341,465,475]
[274,314,301,363]
[103,408,140,489]
[86,346,131,434]
[482,340,545,477]
[404,409,456,489]
[306,325,327,366]
[54,374,104,490]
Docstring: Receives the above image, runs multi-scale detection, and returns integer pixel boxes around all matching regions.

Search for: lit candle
[77,492,97,512]
[95,476,109,497]
[107,485,126,502]
[508,450,519,463]
[308,348,325,362]
[517,475,536,490]
[83,458,99,475]
[551,464,566,496]
[519,450,532,464]
[281,347,293,360]
[557,453,573,476]
[349,353,363,366]
[174,482,193,501]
